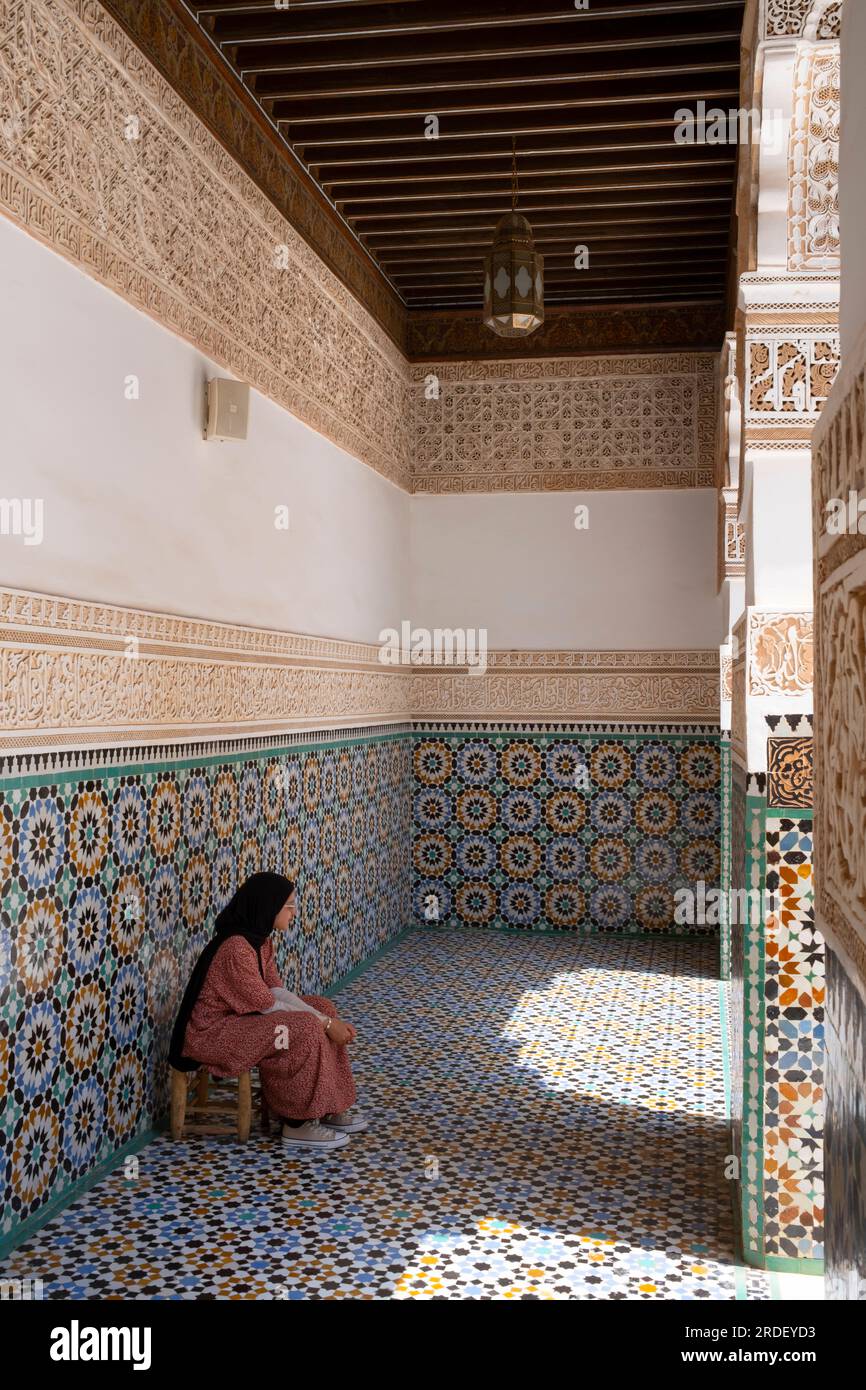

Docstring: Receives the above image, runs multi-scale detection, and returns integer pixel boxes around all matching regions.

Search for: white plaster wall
[746,456,814,609]
[409,491,722,649]
[756,45,796,270]
[840,0,866,358]
[0,216,409,643]
[722,577,746,639]
[0,215,724,655]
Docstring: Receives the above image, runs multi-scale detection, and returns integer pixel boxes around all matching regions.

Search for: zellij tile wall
[0,733,411,1240]
[1,722,723,1246]
[411,728,721,934]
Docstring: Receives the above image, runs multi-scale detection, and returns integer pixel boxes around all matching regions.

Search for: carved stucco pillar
[813,334,866,1298]
[810,0,866,1301]
[727,0,840,1272]
[717,334,746,984]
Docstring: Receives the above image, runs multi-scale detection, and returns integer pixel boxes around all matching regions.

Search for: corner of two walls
[0,0,721,1245]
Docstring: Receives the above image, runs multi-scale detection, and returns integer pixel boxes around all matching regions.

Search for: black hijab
[168,871,295,1071]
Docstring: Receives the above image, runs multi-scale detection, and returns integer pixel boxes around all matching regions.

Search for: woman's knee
[305,993,337,1017]
[269,1009,324,1051]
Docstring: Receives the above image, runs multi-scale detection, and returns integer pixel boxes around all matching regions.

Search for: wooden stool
[170,1067,270,1141]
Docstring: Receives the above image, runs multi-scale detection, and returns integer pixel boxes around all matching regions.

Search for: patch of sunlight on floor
[501,967,725,1121]
[772,1271,825,1300]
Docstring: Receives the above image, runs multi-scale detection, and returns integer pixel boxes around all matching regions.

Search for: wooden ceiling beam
[204,0,745,46]
[300,114,733,160]
[363,214,732,248]
[178,0,744,319]
[232,19,740,78]
[276,82,741,140]
[328,163,736,205]
[259,56,740,109]
[404,288,723,306]
[286,97,739,149]
[320,151,735,195]
[388,253,728,277]
[351,191,733,230]
[379,240,730,266]
[318,150,739,189]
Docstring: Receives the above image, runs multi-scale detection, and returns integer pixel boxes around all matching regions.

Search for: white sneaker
[320,1109,368,1133]
[281,1120,349,1150]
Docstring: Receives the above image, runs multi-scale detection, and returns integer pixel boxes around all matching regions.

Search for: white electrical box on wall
[204,378,250,441]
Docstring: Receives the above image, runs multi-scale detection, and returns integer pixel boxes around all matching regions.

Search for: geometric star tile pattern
[0,735,411,1239]
[413,731,721,934]
[764,815,823,1261]
[0,930,772,1300]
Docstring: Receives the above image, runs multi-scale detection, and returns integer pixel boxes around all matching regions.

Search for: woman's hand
[326,1018,355,1046]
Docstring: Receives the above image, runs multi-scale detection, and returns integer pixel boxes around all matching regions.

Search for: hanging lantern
[483,140,544,338]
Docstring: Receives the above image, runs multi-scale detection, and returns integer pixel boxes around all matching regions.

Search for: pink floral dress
[182,936,356,1120]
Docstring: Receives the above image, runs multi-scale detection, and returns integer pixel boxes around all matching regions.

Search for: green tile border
[740,791,767,1268]
[764,1256,825,1276]
[719,975,776,1300]
[0,723,723,795]
[0,1127,158,1262]
[414,921,719,943]
[325,924,412,993]
[0,730,410,792]
[719,737,732,981]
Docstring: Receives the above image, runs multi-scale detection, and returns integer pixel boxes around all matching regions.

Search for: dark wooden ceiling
[182,0,744,321]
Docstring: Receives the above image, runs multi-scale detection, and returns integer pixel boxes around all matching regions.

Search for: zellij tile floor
[1,929,777,1299]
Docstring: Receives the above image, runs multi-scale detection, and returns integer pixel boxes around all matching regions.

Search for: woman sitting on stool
[169,871,366,1150]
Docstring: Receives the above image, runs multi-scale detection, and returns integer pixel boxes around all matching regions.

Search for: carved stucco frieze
[719,488,746,589]
[765,0,843,40]
[789,45,841,271]
[749,611,814,696]
[411,355,716,493]
[0,0,412,490]
[814,348,866,990]
[816,552,866,983]
[746,333,840,421]
[0,646,413,742]
[94,0,405,347]
[814,355,866,572]
[409,672,718,723]
[0,0,731,498]
[0,590,721,746]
